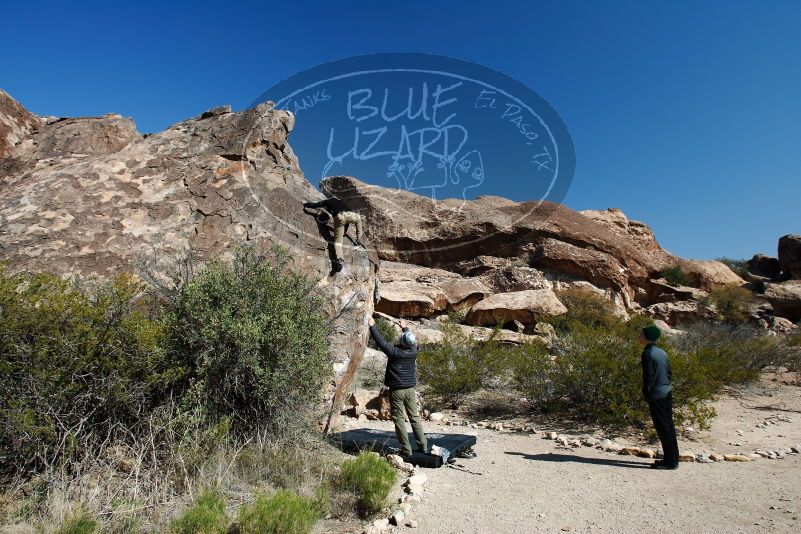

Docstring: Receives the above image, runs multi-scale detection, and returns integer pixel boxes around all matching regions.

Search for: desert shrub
[704,285,756,323]
[659,265,695,287]
[549,287,622,333]
[163,246,331,434]
[717,257,749,279]
[58,510,100,534]
[0,269,172,475]
[169,489,229,534]
[337,453,396,517]
[673,322,801,377]
[237,490,319,534]
[505,341,553,400]
[512,317,725,429]
[418,323,510,402]
[368,317,398,350]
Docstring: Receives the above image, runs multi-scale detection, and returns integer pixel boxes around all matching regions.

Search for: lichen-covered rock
[0,91,377,430]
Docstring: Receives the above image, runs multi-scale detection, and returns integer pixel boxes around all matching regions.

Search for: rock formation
[0,90,378,430]
[320,175,744,322]
[778,235,801,280]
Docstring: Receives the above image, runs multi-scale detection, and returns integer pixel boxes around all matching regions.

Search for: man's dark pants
[648,392,680,465]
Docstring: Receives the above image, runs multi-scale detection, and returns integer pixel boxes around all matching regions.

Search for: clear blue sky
[2,0,799,260]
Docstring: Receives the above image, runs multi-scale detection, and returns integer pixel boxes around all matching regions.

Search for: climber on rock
[302,196,364,274]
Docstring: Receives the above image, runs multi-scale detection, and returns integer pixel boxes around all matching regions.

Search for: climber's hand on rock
[368,317,375,327]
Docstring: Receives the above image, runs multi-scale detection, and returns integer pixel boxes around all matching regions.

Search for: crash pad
[333,428,477,468]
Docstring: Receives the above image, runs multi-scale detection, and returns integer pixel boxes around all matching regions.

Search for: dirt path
[413,431,800,533]
[342,375,801,533]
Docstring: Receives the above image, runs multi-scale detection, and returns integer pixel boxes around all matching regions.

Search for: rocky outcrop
[0,91,378,430]
[479,265,553,293]
[0,89,41,159]
[646,300,715,326]
[413,322,553,346]
[579,208,662,252]
[375,261,490,318]
[764,281,801,322]
[778,235,801,279]
[677,259,745,290]
[465,289,567,327]
[747,254,782,281]
[320,175,742,308]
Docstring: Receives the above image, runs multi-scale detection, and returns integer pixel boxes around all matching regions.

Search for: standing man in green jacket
[368,316,427,458]
[640,324,680,470]
[302,196,364,274]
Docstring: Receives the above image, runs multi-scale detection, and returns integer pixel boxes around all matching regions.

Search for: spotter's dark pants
[649,392,680,465]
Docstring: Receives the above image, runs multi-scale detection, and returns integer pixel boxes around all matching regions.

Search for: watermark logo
[250,53,574,205]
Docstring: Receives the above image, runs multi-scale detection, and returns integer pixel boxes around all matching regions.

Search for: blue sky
[2,0,799,260]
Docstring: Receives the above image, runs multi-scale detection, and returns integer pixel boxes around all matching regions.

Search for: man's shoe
[651,460,678,470]
[330,260,343,275]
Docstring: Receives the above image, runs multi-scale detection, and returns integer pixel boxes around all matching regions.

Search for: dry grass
[0,425,358,533]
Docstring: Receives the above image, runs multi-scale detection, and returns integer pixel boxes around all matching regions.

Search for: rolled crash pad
[333,428,477,468]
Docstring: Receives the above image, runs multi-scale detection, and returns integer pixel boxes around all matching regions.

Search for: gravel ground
[333,374,801,534]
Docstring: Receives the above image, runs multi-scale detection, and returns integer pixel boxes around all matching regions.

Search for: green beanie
[643,324,661,342]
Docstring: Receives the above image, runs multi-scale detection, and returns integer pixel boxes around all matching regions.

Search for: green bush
[170,489,229,534]
[511,317,727,429]
[673,322,800,378]
[418,323,510,402]
[659,266,695,287]
[164,246,331,434]
[58,510,100,534]
[549,287,622,333]
[337,452,396,516]
[704,285,756,323]
[0,269,172,475]
[505,341,553,401]
[237,490,319,534]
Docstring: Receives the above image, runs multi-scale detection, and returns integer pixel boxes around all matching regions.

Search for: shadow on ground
[505,451,651,469]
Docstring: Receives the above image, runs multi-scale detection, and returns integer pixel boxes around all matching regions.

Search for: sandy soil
[334,374,801,534]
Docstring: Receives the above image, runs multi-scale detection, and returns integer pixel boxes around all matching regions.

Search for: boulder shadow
[505,451,651,469]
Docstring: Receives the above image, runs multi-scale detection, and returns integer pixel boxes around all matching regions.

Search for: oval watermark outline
[245,53,576,258]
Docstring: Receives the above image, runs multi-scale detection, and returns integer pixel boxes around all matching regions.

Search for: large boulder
[412,322,551,346]
[763,280,801,322]
[747,254,782,281]
[778,235,801,279]
[676,259,745,291]
[479,265,553,293]
[646,300,715,326]
[465,289,567,326]
[0,91,378,430]
[375,261,490,318]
